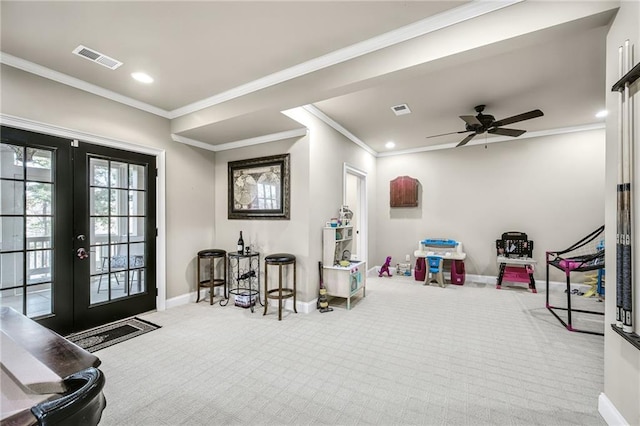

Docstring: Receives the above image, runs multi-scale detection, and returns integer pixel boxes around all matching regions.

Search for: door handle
[76,248,89,260]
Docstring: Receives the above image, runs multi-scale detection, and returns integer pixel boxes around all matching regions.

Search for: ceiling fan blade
[425,129,472,139]
[456,133,476,147]
[460,115,482,126]
[492,109,543,127]
[488,127,526,137]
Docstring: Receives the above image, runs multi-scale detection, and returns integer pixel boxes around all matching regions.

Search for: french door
[0,126,156,334]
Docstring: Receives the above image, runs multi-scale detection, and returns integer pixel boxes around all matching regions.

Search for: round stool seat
[198,249,226,258]
[265,253,295,264]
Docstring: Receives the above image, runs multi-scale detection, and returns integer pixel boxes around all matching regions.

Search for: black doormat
[66,317,161,353]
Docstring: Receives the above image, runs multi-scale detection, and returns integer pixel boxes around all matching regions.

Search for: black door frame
[72,142,157,331]
[1,125,159,334]
[1,126,74,332]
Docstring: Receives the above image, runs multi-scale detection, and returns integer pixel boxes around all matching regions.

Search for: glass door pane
[0,143,55,317]
[89,158,148,305]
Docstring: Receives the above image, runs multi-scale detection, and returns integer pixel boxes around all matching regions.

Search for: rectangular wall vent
[391,104,411,116]
[72,45,123,70]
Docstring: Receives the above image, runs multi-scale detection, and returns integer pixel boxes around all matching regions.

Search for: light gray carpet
[96,275,605,425]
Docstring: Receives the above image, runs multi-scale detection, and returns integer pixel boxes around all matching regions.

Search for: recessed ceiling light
[385,141,396,149]
[131,72,154,84]
[595,110,608,118]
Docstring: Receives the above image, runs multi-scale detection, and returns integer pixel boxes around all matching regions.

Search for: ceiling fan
[426,105,544,147]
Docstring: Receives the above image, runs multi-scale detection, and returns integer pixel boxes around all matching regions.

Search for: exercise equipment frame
[545,225,605,336]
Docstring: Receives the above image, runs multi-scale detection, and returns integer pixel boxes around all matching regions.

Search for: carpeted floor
[95,275,605,425]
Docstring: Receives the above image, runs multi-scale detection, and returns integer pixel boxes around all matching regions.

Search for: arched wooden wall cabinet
[390,176,419,207]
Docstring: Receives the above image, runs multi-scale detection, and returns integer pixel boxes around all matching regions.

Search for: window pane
[110,217,128,242]
[0,180,24,215]
[90,188,109,215]
[129,164,146,190]
[0,217,24,251]
[90,217,109,246]
[26,148,52,182]
[110,244,128,260]
[26,283,52,317]
[91,275,108,305]
[110,189,128,216]
[90,158,109,187]
[129,190,145,216]
[27,249,52,284]
[0,143,24,179]
[109,253,129,270]
[130,269,145,295]
[110,162,128,188]
[129,217,145,242]
[111,271,128,300]
[0,287,23,313]
[26,182,52,215]
[130,242,145,259]
[1,252,23,288]
[26,217,51,241]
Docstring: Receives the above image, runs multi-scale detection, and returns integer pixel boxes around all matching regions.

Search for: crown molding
[0,113,163,155]
[170,134,219,152]
[301,105,378,156]
[1,1,521,122]
[169,0,522,118]
[171,128,308,152]
[0,52,172,119]
[376,122,606,157]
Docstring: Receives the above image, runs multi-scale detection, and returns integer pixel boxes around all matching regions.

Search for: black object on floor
[66,317,160,353]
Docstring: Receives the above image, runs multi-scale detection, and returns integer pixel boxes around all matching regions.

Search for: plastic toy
[379,256,392,277]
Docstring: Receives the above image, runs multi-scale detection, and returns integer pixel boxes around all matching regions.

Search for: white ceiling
[0,1,618,155]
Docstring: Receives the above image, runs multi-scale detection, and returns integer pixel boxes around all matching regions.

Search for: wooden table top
[1,307,101,426]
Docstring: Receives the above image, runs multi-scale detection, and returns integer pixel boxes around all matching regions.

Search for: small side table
[222,251,262,312]
[496,256,537,293]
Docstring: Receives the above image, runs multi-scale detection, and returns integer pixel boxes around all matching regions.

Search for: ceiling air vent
[391,103,411,116]
[72,45,123,70]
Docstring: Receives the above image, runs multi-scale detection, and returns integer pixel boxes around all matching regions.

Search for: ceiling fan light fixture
[131,72,154,84]
[426,105,543,147]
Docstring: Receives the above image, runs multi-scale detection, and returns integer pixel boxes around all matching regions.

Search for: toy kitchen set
[413,238,466,285]
[322,207,366,310]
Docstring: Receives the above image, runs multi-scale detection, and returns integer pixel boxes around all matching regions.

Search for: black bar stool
[196,249,227,305]
[264,253,297,320]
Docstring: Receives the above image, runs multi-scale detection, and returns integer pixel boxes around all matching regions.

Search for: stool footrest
[265,288,295,299]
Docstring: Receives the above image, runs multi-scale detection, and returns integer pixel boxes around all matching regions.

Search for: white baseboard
[368,267,591,292]
[165,271,592,312]
[598,392,629,426]
[263,298,315,314]
[165,292,194,309]
[165,289,316,313]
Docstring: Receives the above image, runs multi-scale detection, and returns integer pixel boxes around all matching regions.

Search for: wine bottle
[237,231,244,254]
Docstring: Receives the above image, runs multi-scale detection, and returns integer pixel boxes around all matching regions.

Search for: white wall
[603,1,640,424]
[375,129,605,282]
[213,108,376,303]
[213,136,314,300]
[291,108,376,299]
[0,65,216,300]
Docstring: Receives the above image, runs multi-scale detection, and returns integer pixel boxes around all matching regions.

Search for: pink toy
[379,256,392,277]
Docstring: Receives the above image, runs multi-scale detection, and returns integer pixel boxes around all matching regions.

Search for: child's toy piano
[414,238,466,284]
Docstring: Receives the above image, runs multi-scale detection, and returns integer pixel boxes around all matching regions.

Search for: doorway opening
[343,163,367,264]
